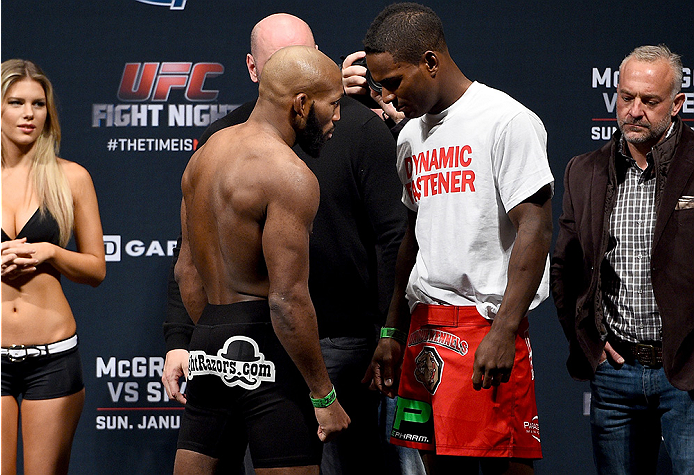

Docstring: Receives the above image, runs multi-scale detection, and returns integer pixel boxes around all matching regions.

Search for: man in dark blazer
[551,44,693,474]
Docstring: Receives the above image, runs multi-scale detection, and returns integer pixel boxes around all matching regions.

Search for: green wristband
[380,327,407,345]
[310,385,336,408]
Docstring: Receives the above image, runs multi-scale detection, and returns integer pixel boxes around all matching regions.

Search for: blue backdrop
[2,1,693,473]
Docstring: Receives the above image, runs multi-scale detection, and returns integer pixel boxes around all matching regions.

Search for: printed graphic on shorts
[408,328,469,356]
[414,346,444,394]
[188,336,276,390]
[391,397,434,446]
[524,415,541,443]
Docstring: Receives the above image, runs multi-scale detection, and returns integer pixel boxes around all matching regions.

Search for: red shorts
[391,304,542,459]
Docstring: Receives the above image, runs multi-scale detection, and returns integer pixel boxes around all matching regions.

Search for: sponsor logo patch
[188,336,275,390]
[391,397,434,446]
[104,235,178,261]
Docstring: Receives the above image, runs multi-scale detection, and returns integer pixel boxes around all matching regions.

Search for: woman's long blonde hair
[2,59,73,246]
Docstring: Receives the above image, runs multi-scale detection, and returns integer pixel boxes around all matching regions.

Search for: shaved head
[247,13,316,82]
[258,45,342,104]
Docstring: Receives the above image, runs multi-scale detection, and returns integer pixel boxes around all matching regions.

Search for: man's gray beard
[619,107,673,145]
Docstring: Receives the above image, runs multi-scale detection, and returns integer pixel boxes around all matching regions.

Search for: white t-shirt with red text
[397,81,554,319]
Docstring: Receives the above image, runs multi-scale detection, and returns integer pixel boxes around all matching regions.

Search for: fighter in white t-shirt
[362,4,554,473]
[398,81,554,318]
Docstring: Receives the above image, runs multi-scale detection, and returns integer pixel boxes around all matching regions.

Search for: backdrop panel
[2,1,693,473]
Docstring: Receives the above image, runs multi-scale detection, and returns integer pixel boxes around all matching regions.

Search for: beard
[296,104,330,158]
[618,107,673,146]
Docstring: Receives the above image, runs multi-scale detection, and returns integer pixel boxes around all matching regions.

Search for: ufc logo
[117,62,224,102]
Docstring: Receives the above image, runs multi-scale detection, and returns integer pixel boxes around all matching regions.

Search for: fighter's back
[180,120,319,307]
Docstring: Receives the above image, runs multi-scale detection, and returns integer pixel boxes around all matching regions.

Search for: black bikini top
[1,208,62,246]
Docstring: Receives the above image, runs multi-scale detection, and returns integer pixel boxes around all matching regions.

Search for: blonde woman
[1,59,105,475]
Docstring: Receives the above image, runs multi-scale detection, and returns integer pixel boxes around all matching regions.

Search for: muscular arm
[32,162,105,286]
[363,209,417,397]
[263,167,332,397]
[263,163,349,439]
[174,198,207,323]
[386,209,418,337]
[472,184,553,390]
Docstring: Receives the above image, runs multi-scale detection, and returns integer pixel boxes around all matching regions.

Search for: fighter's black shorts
[1,346,84,400]
[177,301,322,468]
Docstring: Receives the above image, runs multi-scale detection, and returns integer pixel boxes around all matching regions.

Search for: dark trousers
[320,336,384,475]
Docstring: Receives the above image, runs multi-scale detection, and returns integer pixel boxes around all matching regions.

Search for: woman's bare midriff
[1,271,76,346]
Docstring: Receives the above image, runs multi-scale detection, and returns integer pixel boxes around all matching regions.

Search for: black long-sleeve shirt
[163,95,406,349]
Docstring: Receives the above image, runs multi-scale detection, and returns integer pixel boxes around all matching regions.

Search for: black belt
[610,339,662,367]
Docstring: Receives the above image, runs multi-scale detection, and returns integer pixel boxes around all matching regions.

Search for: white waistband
[1,334,78,362]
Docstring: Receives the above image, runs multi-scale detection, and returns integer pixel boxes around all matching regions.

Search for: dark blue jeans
[320,336,384,475]
[590,359,694,475]
[319,337,424,475]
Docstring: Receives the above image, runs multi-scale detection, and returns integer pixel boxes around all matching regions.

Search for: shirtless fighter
[172,45,350,475]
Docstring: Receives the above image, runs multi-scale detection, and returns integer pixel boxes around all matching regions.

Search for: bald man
[245,13,315,83]
[164,13,412,475]
[172,46,349,475]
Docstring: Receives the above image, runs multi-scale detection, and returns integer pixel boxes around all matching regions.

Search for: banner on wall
[92,61,238,152]
[94,355,184,431]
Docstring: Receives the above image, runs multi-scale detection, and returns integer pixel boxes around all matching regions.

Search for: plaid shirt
[601,133,671,344]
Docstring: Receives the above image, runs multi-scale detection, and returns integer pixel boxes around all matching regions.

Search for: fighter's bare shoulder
[186,123,318,215]
[258,137,320,220]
